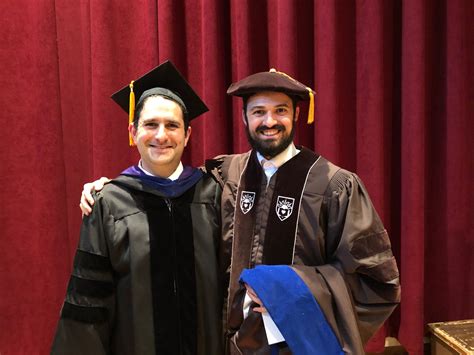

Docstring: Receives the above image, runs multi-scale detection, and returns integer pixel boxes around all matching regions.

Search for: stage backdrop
[1,1,472,354]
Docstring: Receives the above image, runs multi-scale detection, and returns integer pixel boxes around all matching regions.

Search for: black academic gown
[52,174,223,355]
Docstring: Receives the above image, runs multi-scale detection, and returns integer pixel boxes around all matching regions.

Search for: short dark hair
[133,94,190,131]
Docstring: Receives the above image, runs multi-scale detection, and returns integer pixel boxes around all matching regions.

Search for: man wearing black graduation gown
[52,61,222,355]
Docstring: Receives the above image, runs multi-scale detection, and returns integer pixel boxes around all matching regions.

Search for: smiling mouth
[149,144,172,150]
[257,126,284,137]
[263,129,281,136]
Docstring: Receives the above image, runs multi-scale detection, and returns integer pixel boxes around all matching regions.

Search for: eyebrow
[141,117,182,124]
[248,103,290,110]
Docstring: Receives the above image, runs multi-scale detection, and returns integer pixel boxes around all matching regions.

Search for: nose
[263,112,278,126]
[154,124,167,142]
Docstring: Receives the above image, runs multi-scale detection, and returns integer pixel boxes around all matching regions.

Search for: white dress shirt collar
[138,160,184,181]
[256,143,300,181]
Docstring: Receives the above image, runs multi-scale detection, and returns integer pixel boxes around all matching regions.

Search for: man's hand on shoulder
[80,177,111,216]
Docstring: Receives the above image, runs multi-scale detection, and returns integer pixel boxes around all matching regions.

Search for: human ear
[242,110,248,126]
[184,126,192,147]
[128,123,138,145]
[294,106,300,122]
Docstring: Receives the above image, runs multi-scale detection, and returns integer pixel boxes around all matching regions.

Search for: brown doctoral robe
[205,147,400,355]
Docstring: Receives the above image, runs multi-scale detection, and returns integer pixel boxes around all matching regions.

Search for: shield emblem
[240,191,256,214]
[275,196,295,221]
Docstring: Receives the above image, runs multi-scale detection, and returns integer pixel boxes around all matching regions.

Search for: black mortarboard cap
[111,60,208,144]
[227,68,315,124]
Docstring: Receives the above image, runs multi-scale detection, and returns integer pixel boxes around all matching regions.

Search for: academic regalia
[52,60,222,354]
[52,171,223,355]
[205,148,400,355]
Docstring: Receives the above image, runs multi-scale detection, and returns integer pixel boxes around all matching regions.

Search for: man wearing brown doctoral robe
[204,70,401,354]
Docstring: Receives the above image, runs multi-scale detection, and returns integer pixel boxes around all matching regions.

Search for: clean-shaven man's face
[129,95,191,177]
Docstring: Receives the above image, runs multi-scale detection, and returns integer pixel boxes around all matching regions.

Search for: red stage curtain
[0,1,472,354]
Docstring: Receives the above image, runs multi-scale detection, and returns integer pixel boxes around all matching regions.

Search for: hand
[245,283,267,314]
[80,177,111,216]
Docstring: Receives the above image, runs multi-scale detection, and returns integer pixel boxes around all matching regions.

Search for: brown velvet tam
[227,69,314,100]
[227,69,315,124]
[111,60,208,121]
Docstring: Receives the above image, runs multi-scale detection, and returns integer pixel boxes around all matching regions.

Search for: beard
[245,121,295,158]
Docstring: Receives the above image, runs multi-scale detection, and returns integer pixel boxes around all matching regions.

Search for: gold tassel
[269,68,315,124]
[307,89,314,124]
[129,80,135,146]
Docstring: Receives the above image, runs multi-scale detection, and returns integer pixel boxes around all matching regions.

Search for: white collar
[256,143,299,169]
[138,160,184,181]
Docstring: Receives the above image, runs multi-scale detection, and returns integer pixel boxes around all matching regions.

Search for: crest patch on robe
[275,196,295,221]
[240,191,256,214]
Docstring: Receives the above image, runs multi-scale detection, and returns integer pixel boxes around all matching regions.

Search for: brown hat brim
[227,70,314,100]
